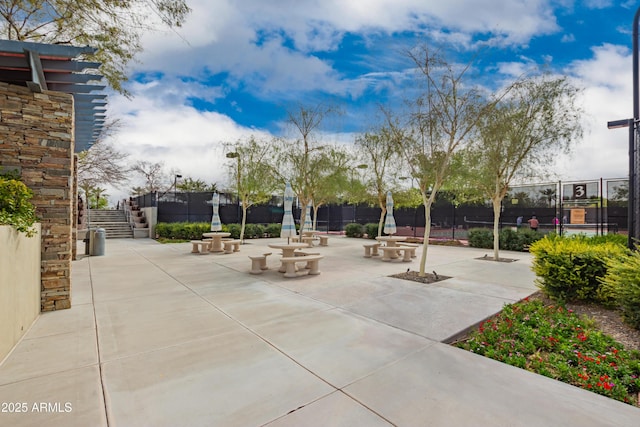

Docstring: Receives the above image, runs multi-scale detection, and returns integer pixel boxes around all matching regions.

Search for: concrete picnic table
[375,235,407,247]
[375,235,407,260]
[202,232,231,253]
[268,242,310,272]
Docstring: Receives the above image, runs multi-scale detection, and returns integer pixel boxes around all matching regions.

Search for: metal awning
[0,39,106,152]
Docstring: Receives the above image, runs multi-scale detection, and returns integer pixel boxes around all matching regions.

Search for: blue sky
[104,0,639,201]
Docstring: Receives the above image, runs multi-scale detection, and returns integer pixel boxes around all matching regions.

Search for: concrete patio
[0,236,638,426]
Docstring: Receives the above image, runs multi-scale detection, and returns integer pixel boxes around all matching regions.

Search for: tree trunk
[378,206,387,237]
[418,200,433,277]
[492,197,501,261]
[313,204,321,231]
[240,203,248,243]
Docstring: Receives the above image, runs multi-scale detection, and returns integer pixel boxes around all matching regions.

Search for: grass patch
[156,238,190,244]
[454,298,640,406]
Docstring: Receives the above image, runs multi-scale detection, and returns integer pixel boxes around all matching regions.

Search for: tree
[0,0,191,93]
[469,76,583,260]
[388,47,499,276]
[307,145,352,230]
[77,124,129,207]
[177,177,218,192]
[86,186,108,209]
[131,160,167,193]
[354,127,401,237]
[226,136,278,242]
[275,104,340,228]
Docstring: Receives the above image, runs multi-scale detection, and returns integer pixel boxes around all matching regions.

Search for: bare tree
[131,160,167,193]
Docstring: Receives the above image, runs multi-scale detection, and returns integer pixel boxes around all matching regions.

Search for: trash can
[92,228,106,256]
[86,228,97,255]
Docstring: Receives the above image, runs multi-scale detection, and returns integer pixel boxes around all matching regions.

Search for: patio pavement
[1,236,639,426]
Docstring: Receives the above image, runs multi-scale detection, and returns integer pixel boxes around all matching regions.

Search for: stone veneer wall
[0,82,75,311]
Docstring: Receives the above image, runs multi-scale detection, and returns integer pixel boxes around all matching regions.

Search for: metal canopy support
[0,40,106,152]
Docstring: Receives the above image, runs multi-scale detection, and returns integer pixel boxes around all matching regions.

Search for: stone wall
[0,82,74,311]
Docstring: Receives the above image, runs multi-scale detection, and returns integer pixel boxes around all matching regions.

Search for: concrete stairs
[87,209,133,238]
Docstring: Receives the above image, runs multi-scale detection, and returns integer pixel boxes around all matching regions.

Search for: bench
[293,235,315,247]
[248,253,272,274]
[397,242,419,248]
[223,240,241,254]
[379,246,412,262]
[190,240,210,254]
[397,243,418,258]
[318,235,329,246]
[363,242,381,258]
[280,255,324,278]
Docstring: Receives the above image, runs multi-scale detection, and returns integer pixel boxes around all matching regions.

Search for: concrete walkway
[1,237,638,426]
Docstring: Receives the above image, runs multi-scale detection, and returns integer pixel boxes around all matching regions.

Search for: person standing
[516,216,523,229]
[528,215,539,232]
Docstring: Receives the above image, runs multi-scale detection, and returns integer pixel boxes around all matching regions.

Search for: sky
[103,0,639,204]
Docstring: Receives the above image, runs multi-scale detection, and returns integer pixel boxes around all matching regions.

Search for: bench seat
[363,242,381,258]
[248,253,272,274]
[190,240,210,254]
[279,254,324,278]
[223,239,241,254]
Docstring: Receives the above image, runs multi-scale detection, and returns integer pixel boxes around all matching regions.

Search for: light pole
[226,151,241,223]
[606,6,640,249]
[174,174,182,201]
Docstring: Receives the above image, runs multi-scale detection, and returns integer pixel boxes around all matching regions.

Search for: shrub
[243,223,265,239]
[223,223,241,239]
[468,228,493,249]
[601,251,640,329]
[345,223,364,238]
[0,177,37,236]
[530,235,628,303]
[154,222,210,240]
[364,223,379,239]
[469,227,544,251]
[265,223,281,237]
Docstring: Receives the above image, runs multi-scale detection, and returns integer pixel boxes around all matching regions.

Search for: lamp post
[174,174,182,201]
[606,7,640,249]
[226,151,241,223]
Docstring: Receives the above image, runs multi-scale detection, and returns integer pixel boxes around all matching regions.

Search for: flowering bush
[456,298,640,405]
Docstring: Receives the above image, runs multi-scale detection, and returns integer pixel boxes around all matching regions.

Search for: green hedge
[345,223,364,238]
[601,251,640,329]
[529,235,628,303]
[364,223,379,239]
[155,222,281,240]
[468,227,543,251]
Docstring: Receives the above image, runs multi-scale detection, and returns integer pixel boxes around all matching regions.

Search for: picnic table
[203,232,231,253]
[268,242,309,272]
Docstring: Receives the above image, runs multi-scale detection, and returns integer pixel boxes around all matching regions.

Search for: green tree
[274,104,341,228]
[177,177,218,192]
[86,186,109,209]
[469,76,582,260]
[354,127,402,237]
[226,136,278,242]
[0,0,191,93]
[308,145,351,230]
[388,47,500,276]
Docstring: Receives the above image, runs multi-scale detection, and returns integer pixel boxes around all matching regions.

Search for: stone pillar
[0,82,74,311]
